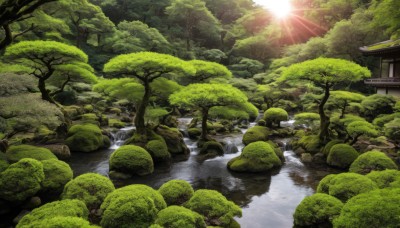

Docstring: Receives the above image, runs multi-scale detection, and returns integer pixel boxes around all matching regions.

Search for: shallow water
[67,118,338,228]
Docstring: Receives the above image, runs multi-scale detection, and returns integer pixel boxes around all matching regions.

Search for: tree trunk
[201,107,209,140]
[0,24,12,51]
[134,80,151,135]
[350,134,360,145]
[319,84,331,142]
[38,78,56,104]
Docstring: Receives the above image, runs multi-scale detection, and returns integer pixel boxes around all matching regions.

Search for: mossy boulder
[266,140,285,162]
[19,216,97,228]
[0,158,44,202]
[16,199,89,228]
[145,139,171,163]
[316,173,378,202]
[263,108,289,127]
[188,128,202,139]
[185,189,241,227]
[156,125,189,155]
[316,174,336,194]
[349,150,398,174]
[109,119,126,128]
[100,185,166,228]
[6,145,57,163]
[327,144,359,169]
[62,173,115,210]
[297,135,321,154]
[366,169,400,189]
[199,141,224,159]
[40,159,73,194]
[228,141,282,172]
[109,145,154,176]
[322,140,342,156]
[293,193,343,227]
[83,104,94,113]
[154,206,206,228]
[333,188,400,228]
[66,124,109,153]
[42,144,71,160]
[242,126,270,145]
[158,180,194,206]
[63,105,83,120]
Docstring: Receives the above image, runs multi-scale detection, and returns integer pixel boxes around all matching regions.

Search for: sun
[254,0,292,19]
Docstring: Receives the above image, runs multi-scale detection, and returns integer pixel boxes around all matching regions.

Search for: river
[67,118,337,228]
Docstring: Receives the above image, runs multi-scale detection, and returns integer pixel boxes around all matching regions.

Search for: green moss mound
[0,158,44,202]
[199,141,224,158]
[297,135,321,154]
[20,216,97,228]
[327,144,359,169]
[317,173,378,202]
[6,145,57,163]
[158,180,194,206]
[186,189,242,227]
[228,141,282,172]
[109,145,154,176]
[316,174,336,194]
[41,159,73,194]
[0,158,9,172]
[263,108,288,127]
[242,126,270,145]
[66,124,107,153]
[349,150,398,174]
[154,206,206,228]
[333,188,400,228]
[100,185,166,228]
[322,140,342,156]
[293,193,343,227]
[366,169,400,189]
[145,139,171,162]
[109,119,126,128]
[17,199,89,228]
[62,173,115,209]
[188,128,201,139]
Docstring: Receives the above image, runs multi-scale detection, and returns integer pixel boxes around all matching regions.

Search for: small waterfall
[110,126,136,149]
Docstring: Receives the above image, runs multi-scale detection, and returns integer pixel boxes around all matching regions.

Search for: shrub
[333,188,400,228]
[145,139,171,162]
[242,126,270,145]
[0,158,44,202]
[373,113,400,128]
[20,216,96,228]
[158,180,194,206]
[100,185,166,228]
[263,108,288,127]
[41,159,73,194]
[154,206,206,228]
[62,173,115,209]
[109,145,154,176]
[322,140,342,156]
[293,193,343,227]
[366,170,400,189]
[228,142,282,172]
[346,120,378,144]
[316,174,336,194]
[66,124,108,153]
[349,150,398,174]
[384,118,400,142]
[317,173,378,202]
[361,94,396,119]
[17,199,89,228]
[327,144,359,169]
[294,112,320,128]
[298,135,321,154]
[6,145,57,163]
[185,189,242,226]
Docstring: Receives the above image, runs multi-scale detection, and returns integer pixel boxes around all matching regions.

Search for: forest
[0,0,400,227]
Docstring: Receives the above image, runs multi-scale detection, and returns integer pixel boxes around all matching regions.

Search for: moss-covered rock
[322,140,342,156]
[316,173,378,202]
[63,105,84,120]
[266,140,285,162]
[327,144,359,169]
[40,159,73,194]
[158,180,194,206]
[316,174,336,194]
[0,158,44,202]
[100,185,166,228]
[188,128,202,139]
[109,145,154,176]
[263,108,288,127]
[6,145,57,163]
[156,125,189,155]
[333,188,400,228]
[154,206,206,228]
[62,173,115,210]
[199,141,224,159]
[366,169,400,189]
[293,193,343,227]
[42,144,71,160]
[185,189,241,227]
[349,150,398,174]
[17,199,89,228]
[145,139,171,162]
[242,126,270,145]
[83,104,94,113]
[66,124,108,153]
[297,135,321,154]
[228,141,282,172]
[20,216,97,228]
[109,119,126,128]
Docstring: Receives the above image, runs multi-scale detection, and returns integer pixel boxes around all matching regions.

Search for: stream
[67,118,337,228]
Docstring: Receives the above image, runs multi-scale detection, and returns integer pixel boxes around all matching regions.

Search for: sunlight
[254,0,292,19]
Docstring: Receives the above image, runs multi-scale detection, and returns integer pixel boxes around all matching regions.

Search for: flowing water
[67,118,338,228]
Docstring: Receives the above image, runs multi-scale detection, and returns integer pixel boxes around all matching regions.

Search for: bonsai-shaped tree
[103,52,195,135]
[170,84,248,140]
[187,60,232,83]
[327,91,365,118]
[346,120,378,145]
[281,58,371,142]
[4,41,89,104]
